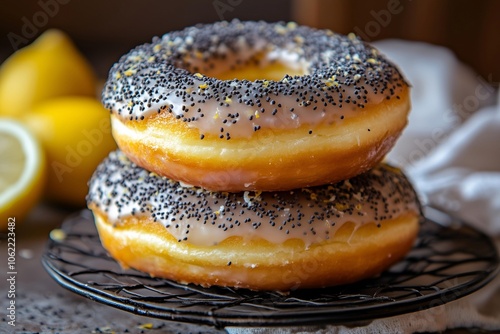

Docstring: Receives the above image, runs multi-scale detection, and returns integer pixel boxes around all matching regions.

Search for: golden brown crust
[92,205,419,291]
[111,87,410,192]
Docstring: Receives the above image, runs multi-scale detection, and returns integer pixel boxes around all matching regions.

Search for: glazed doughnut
[87,150,421,291]
[102,20,411,192]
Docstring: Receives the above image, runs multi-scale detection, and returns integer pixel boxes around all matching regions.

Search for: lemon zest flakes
[138,323,154,329]
[335,203,348,211]
[213,108,220,120]
[124,68,136,77]
[129,55,142,62]
[324,75,339,89]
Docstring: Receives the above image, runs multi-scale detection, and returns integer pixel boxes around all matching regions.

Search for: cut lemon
[0,119,45,229]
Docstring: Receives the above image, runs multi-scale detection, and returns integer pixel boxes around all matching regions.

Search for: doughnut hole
[184,51,309,81]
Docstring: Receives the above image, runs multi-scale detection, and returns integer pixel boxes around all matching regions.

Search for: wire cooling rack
[42,207,499,328]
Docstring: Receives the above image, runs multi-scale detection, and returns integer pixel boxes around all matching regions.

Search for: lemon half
[0,119,46,228]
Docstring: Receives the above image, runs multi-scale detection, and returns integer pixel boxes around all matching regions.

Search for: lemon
[0,29,97,118]
[0,119,46,229]
[21,97,116,207]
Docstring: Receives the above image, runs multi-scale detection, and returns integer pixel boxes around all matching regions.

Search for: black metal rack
[42,207,499,328]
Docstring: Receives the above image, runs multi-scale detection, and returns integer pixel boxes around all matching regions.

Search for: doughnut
[102,20,411,192]
[87,150,422,291]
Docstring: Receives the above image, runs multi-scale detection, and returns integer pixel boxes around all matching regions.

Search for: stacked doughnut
[87,20,422,291]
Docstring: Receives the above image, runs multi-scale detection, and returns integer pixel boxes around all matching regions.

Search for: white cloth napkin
[226,40,500,334]
[379,40,500,237]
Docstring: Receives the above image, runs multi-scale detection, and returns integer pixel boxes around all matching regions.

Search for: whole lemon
[21,97,116,207]
[0,29,97,117]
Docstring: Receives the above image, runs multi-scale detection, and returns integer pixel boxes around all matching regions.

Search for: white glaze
[89,151,420,247]
[104,22,405,138]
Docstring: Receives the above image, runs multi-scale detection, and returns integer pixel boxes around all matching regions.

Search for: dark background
[1,0,499,82]
[0,0,293,77]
